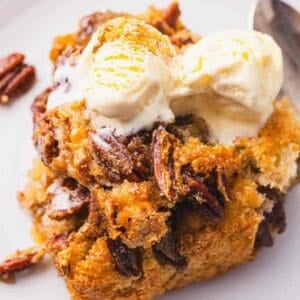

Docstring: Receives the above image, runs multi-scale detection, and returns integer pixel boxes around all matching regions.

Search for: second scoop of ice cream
[171,30,283,143]
[78,17,176,134]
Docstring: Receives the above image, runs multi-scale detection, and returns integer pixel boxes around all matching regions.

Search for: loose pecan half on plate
[0,247,45,283]
[0,53,35,104]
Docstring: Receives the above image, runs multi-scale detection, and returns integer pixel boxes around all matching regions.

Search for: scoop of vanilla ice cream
[81,40,172,120]
[172,30,283,143]
[77,17,176,134]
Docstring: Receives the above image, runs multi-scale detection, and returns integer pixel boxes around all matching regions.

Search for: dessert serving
[1,2,300,299]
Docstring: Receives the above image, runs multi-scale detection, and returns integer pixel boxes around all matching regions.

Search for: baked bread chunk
[18,2,300,300]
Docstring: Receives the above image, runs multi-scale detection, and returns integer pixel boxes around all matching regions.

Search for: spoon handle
[253,0,300,111]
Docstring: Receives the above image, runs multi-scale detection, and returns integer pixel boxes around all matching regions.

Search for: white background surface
[0,0,300,299]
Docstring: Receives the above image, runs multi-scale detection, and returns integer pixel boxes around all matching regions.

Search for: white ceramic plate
[0,0,300,299]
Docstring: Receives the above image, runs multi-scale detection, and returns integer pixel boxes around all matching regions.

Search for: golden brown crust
[95,181,170,249]
[237,98,300,192]
[21,160,264,299]
[19,97,300,299]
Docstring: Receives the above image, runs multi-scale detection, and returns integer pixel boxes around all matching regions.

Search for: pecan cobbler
[1,2,299,299]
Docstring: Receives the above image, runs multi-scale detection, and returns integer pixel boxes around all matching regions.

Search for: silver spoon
[252,0,300,111]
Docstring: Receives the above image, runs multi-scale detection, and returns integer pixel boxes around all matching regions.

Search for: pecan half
[0,53,24,78]
[48,177,90,220]
[126,131,152,180]
[182,167,224,222]
[107,238,142,278]
[152,126,181,201]
[91,131,142,183]
[0,247,45,283]
[153,231,187,268]
[0,53,35,104]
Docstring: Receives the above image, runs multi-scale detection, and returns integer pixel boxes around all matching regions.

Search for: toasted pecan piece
[0,247,45,283]
[107,238,142,278]
[153,231,187,268]
[182,167,225,222]
[0,53,35,104]
[152,126,181,201]
[91,131,144,183]
[0,53,24,78]
[48,177,90,220]
[152,125,226,219]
